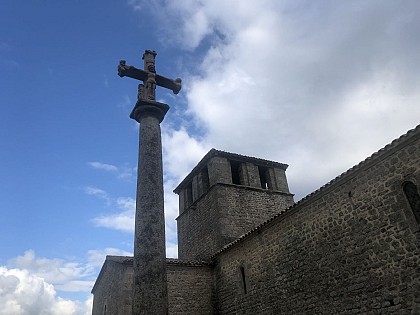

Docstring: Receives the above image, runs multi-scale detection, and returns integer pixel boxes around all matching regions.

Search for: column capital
[130,99,170,123]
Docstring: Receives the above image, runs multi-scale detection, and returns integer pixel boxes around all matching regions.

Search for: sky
[1,1,420,314]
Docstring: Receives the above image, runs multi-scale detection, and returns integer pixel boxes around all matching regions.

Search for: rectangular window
[258,166,269,189]
[186,182,193,207]
[201,166,210,191]
[403,181,420,224]
[230,160,242,185]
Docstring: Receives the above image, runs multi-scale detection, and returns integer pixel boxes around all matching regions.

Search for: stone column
[130,99,169,315]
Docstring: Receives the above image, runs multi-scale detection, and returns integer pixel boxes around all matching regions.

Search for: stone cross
[118,50,181,315]
[118,50,182,101]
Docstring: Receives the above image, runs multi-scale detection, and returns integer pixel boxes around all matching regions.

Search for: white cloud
[116,1,420,263]
[0,266,90,315]
[2,248,135,315]
[131,0,420,200]
[166,242,178,259]
[127,0,144,12]
[9,250,93,293]
[87,161,136,181]
[87,162,118,172]
[116,197,136,212]
[55,281,94,293]
[93,209,134,233]
[92,197,135,233]
[163,127,209,180]
[86,248,132,268]
[84,186,110,205]
[91,192,180,257]
[117,165,137,180]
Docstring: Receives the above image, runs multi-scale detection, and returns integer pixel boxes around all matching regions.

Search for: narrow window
[201,166,210,191]
[230,161,241,185]
[258,166,269,189]
[186,182,193,207]
[103,304,107,315]
[240,266,248,294]
[403,181,420,224]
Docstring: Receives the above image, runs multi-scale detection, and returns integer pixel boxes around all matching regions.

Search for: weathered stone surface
[213,127,420,314]
[91,257,133,315]
[132,107,168,315]
[239,162,260,188]
[116,49,182,315]
[118,50,181,101]
[208,157,232,186]
[93,258,214,315]
[167,262,214,315]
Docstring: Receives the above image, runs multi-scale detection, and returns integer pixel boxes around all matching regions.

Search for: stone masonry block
[208,157,232,186]
[272,167,290,193]
[239,163,261,188]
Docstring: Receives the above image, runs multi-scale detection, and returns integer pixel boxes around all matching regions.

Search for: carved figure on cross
[118,50,182,101]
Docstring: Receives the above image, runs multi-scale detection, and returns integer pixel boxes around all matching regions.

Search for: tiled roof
[210,124,420,259]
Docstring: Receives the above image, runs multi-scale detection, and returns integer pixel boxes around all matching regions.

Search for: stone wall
[177,184,294,260]
[213,131,420,314]
[177,185,222,260]
[92,258,133,315]
[217,184,294,245]
[92,259,214,315]
[167,263,214,315]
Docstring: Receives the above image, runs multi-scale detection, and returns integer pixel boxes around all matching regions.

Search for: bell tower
[174,149,294,260]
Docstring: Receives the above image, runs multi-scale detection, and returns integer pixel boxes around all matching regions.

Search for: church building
[92,124,420,314]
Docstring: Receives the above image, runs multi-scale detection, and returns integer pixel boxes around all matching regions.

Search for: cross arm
[118,60,182,95]
[156,75,182,95]
[118,60,148,81]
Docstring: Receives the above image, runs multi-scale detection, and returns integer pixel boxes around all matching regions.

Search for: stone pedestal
[131,99,169,315]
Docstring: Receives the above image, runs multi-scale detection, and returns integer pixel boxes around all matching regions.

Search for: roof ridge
[104,255,212,266]
[166,258,212,266]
